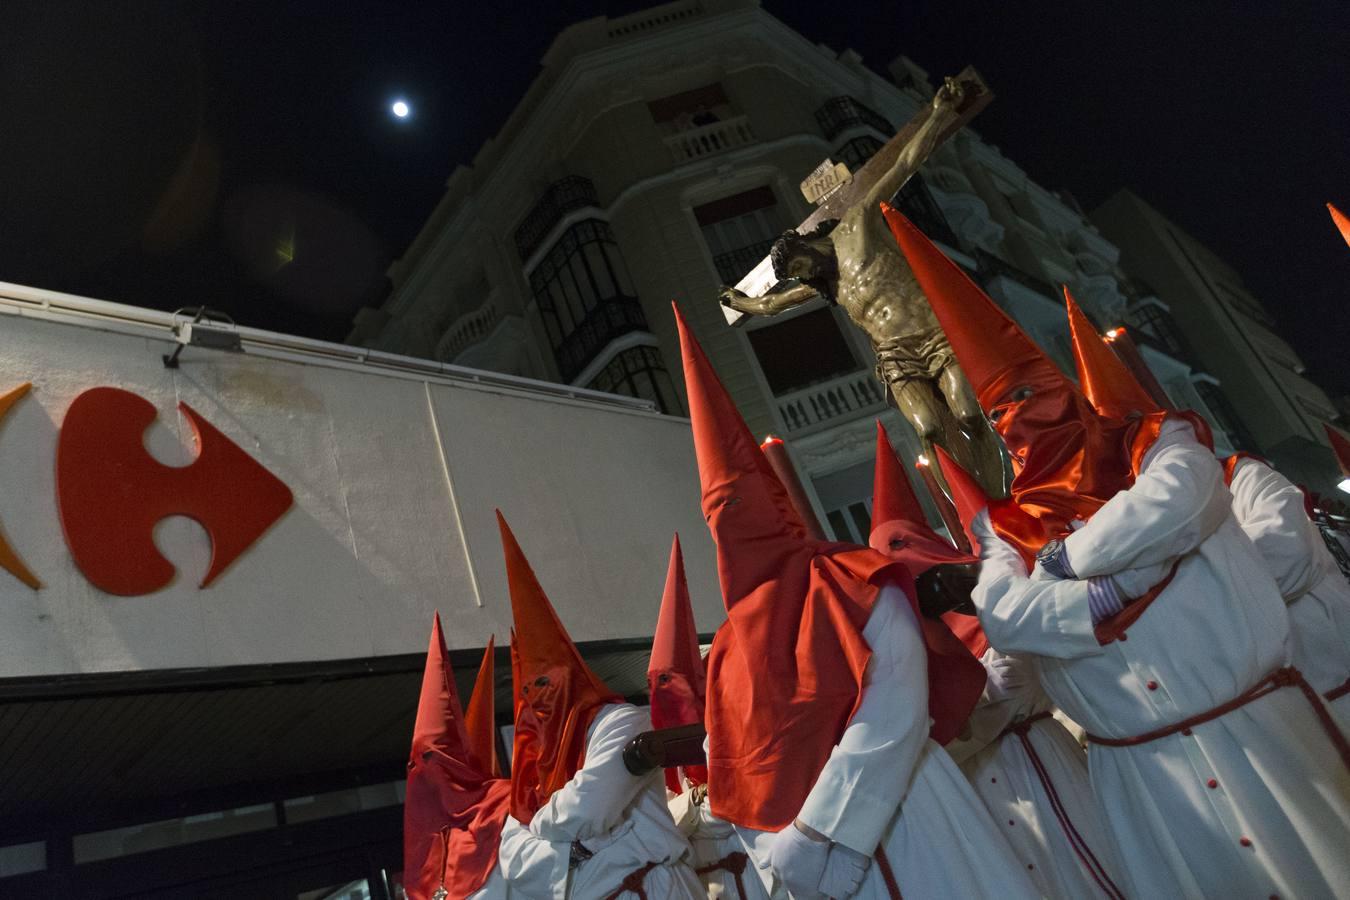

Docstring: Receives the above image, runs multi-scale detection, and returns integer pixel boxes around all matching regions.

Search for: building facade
[1092,190,1344,494]
[349,0,1243,539]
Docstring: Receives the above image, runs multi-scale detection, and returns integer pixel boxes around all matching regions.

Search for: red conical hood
[1330,203,1350,248]
[647,534,708,792]
[404,614,509,900]
[1065,287,1161,420]
[465,636,500,779]
[870,421,975,574]
[675,301,899,830]
[1327,425,1350,477]
[498,511,621,820]
[673,303,808,604]
[883,203,1067,410]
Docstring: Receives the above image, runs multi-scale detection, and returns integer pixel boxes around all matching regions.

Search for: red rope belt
[602,860,659,900]
[875,846,903,900]
[1000,711,1125,900]
[1085,667,1350,772]
[1326,675,1350,703]
[695,851,749,899]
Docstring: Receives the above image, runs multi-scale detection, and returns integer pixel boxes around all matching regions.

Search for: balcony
[775,369,888,436]
[815,96,893,142]
[712,238,776,285]
[894,174,962,251]
[514,176,599,262]
[664,115,755,163]
[555,297,649,383]
[437,301,499,362]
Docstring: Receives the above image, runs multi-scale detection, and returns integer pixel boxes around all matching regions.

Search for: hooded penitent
[932,446,1006,658]
[871,421,989,744]
[675,302,900,831]
[1330,203,1350,248]
[647,534,709,793]
[885,204,1190,560]
[404,614,510,900]
[498,512,622,825]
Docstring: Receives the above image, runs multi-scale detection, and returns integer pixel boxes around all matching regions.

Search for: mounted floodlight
[163,307,243,368]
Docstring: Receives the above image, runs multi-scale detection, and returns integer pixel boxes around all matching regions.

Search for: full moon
[391,100,410,119]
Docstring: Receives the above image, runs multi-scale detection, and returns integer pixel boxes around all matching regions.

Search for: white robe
[1228,456,1350,719]
[973,420,1350,898]
[498,704,703,900]
[729,583,1040,900]
[669,789,770,900]
[945,649,1127,898]
[468,866,511,899]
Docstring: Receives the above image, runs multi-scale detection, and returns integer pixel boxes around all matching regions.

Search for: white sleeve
[499,814,570,899]
[1229,459,1323,601]
[972,510,1103,659]
[1063,422,1230,578]
[795,583,930,856]
[528,704,655,843]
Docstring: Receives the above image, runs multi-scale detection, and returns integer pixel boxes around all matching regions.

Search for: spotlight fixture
[163,307,243,368]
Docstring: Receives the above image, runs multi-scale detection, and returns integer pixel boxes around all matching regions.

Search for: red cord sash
[1000,712,1125,899]
[695,851,749,899]
[602,860,660,900]
[1326,676,1350,703]
[1085,667,1350,773]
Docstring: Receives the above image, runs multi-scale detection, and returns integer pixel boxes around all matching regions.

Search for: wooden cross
[723,67,992,324]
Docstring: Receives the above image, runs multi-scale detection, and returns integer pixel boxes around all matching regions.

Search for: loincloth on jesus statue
[873,330,956,385]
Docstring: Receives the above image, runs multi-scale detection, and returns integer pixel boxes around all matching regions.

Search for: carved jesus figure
[721,79,1005,493]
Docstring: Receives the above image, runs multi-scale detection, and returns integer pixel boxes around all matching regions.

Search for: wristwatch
[1036,539,1075,580]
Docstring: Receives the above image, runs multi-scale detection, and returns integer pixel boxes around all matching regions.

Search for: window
[747,307,859,396]
[826,501,874,543]
[815,97,892,141]
[586,345,682,415]
[834,136,883,171]
[648,83,734,132]
[893,173,961,248]
[695,187,784,285]
[530,219,646,381]
[1125,303,1188,358]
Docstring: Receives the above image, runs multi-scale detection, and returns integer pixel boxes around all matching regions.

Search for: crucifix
[721,68,1007,495]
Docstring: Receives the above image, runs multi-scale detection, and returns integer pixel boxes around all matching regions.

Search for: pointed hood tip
[1329,203,1350,247]
[882,203,1063,409]
[933,445,989,552]
[1064,286,1160,419]
[870,420,926,533]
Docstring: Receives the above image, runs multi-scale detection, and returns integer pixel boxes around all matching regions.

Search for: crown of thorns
[769,219,839,280]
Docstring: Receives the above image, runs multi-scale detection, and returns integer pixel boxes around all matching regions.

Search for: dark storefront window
[586,345,681,414]
[530,219,647,381]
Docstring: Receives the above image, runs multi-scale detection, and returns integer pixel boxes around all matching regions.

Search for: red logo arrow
[56,387,293,596]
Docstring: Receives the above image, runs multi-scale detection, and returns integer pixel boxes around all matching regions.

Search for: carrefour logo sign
[2,383,292,596]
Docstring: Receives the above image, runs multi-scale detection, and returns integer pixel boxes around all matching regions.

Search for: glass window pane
[570,253,597,311]
[584,241,616,299]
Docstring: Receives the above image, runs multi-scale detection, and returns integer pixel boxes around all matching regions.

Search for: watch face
[1037,540,1060,562]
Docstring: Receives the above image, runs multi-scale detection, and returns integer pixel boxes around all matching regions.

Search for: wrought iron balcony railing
[712,238,776,285]
[554,297,649,383]
[514,176,600,262]
[815,96,893,142]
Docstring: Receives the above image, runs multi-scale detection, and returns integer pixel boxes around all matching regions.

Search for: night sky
[2,1,1347,395]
